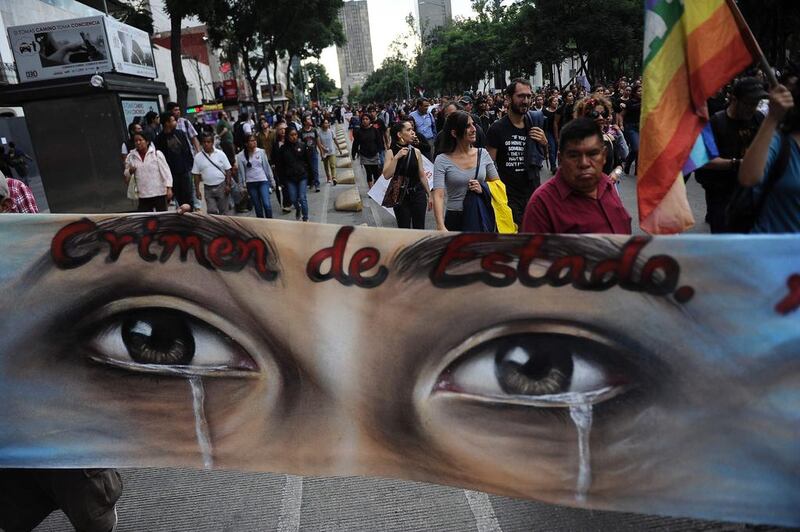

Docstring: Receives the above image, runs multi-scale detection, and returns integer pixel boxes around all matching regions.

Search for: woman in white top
[432,110,500,231]
[235,134,277,218]
[123,131,173,212]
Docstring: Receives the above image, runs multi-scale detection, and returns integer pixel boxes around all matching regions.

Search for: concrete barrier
[334,187,362,211]
[336,158,353,168]
[336,171,355,185]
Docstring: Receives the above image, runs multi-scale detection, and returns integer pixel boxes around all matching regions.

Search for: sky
[318,0,477,88]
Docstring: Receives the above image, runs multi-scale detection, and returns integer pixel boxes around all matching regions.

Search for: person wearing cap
[695,77,767,233]
[0,173,38,213]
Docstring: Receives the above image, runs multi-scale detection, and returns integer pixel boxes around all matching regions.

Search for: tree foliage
[165,0,343,106]
[293,63,341,103]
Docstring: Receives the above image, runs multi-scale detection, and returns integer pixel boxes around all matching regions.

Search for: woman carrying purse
[381,120,431,229]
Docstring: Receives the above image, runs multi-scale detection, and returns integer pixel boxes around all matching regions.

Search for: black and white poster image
[34,26,107,67]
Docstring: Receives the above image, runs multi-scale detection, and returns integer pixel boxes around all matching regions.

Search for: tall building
[336,0,374,102]
[418,0,452,40]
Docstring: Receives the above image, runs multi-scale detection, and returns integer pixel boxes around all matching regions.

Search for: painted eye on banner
[86,306,259,378]
[434,323,640,408]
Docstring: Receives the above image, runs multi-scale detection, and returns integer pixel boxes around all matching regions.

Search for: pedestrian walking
[382,120,431,229]
[192,133,233,215]
[486,78,548,226]
[154,112,192,210]
[300,115,324,192]
[277,128,310,221]
[124,130,173,212]
[215,111,236,164]
[409,98,437,160]
[351,113,384,189]
[318,119,341,185]
[236,134,277,219]
[433,111,500,231]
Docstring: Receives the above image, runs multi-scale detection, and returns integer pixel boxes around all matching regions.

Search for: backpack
[725,134,792,233]
[233,121,246,149]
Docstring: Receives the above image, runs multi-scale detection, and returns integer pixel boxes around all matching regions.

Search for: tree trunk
[170,13,188,108]
[263,45,275,106]
[240,45,260,104]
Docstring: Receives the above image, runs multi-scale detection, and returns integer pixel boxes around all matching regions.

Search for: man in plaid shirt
[0,174,39,213]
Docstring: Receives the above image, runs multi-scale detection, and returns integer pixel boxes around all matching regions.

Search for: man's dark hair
[199,132,214,143]
[145,111,158,124]
[416,98,429,108]
[559,117,603,150]
[505,78,532,98]
[166,101,179,112]
[217,111,225,120]
[159,111,174,126]
[439,110,472,154]
[240,112,249,121]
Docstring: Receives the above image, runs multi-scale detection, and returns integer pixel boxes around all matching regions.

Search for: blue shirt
[753,133,800,234]
[410,109,436,141]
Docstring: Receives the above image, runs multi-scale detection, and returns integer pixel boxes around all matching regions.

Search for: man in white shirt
[192,133,233,215]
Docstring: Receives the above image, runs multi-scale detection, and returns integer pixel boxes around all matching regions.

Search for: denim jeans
[286,177,309,221]
[624,125,640,174]
[246,180,272,218]
[309,153,320,188]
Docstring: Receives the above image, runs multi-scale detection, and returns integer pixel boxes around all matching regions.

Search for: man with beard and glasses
[487,78,549,226]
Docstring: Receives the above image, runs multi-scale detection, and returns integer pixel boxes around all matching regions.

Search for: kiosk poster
[0,214,798,527]
[8,16,112,82]
[105,17,156,79]
[121,98,160,129]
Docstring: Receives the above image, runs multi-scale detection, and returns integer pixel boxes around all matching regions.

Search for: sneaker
[315,187,320,192]
[295,210,301,221]
[332,179,337,186]
[303,218,309,222]
[282,206,292,214]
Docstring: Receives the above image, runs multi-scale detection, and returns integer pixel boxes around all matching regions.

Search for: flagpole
[725,0,780,87]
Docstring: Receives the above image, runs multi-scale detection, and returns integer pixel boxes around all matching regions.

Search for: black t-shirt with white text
[486,115,528,192]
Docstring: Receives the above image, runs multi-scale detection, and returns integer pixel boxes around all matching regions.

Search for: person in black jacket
[351,114,384,189]
[277,128,310,221]
[154,113,194,210]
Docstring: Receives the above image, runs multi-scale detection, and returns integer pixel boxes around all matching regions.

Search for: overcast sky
[318,0,477,87]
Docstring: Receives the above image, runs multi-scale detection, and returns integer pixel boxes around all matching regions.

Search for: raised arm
[739,85,794,187]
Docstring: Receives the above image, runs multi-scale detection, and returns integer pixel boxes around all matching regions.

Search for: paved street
[33,127,780,532]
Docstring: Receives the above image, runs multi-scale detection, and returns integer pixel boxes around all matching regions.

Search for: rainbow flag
[637,0,755,234]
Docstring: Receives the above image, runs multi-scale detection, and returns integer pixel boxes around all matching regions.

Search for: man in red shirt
[0,174,39,213]
[522,117,631,234]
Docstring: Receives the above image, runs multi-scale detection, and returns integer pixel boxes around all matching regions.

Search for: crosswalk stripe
[464,490,503,532]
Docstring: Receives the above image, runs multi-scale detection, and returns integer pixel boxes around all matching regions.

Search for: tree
[737,0,800,69]
[163,0,199,108]
[294,63,339,103]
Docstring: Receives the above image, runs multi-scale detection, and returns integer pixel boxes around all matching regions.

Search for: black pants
[364,164,382,185]
[220,141,235,165]
[507,166,542,227]
[394,186,427,229]
[138,195,168,212]
[172,171,194,209]
[0,468,122,532]
[704,187,735,234]
[445,210,464,231]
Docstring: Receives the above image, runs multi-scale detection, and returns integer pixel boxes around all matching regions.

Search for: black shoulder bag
[725,134,791,233]
[382,146,414,208]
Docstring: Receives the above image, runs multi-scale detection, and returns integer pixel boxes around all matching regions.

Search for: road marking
[464,490,503,532]
[277,474,303,532]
